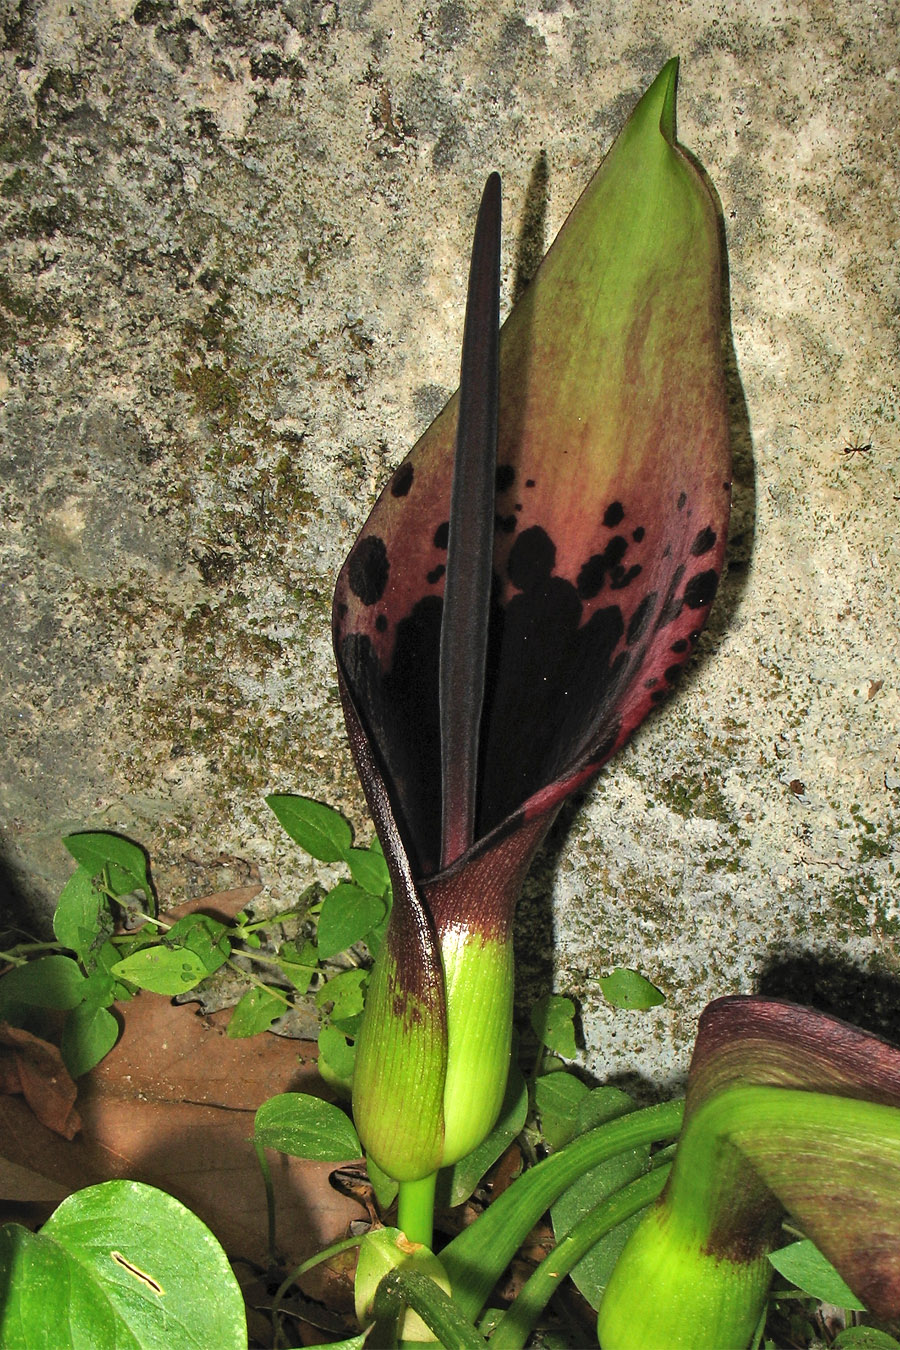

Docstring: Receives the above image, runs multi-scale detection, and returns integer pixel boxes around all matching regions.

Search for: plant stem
[489,1165,671,1350]
[397,1172,438,1248]
[270,1234,365,1326]
[253,1139,279,1269]
[0,941,62,964]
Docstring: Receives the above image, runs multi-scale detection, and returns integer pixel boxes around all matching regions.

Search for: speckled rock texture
[2,0,898,1088]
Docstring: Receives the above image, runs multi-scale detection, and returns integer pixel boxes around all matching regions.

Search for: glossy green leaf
[833,1330,900,1349]
[600,967,665,1010]
[110,946,206,996]
[266,793,352,862]
[255,1092,361,1162]
[769,1239,866,1311]
[0,1180,246,1349]
[316,883,386,959]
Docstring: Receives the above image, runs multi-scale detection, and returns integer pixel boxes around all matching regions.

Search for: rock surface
[2,0,898,1086]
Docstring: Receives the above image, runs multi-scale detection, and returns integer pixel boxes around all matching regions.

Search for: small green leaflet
[53,868,110,962]
[0,955,87,1012]
[62,832,151,903]
[255,1092,361,1162]
[60,1003,119,1078]
[316,968,367,1021]
[534,1071,589,1151]
[110,947,207,996]
[163,914,230,976]
[768,1238,866,1311]
[530,993,577,1058]
[599,967,665,1010]
[346,846,390,896]
[316,883,386,959]
[227,985,285,1038]
[832,1330,900,1349]
[266,794,352,862]
[318,1024,356,1085]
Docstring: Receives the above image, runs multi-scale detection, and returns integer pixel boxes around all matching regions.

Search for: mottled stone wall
[2,0,898,1086]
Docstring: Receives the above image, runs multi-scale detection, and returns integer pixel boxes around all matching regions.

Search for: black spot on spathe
[348,535,389,606]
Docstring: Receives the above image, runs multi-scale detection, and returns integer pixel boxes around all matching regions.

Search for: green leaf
[599,967,665,1010]
[60,1003,119,1078]
[110,946,207,996]
[0,1179,245,1349]
[436,1061,528,1207]
[53,868,110,961]
[255,1092,361,1162]
[318,1023,356,1085]
[534,1070,589,1150]
[530,994,577,1058]
[768,1238,866,1311]
[0,955,87,1012]
[163,914,231,976]
[316,968,367,1021]
[226,985,285,1038]
[62,831,151,901]
[832,1330,900,1349]
[265,794,352,862]
[316,883,386,959]
[551,1089,650,1307]
[346,846,391,895]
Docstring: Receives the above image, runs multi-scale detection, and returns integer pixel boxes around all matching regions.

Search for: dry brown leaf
[0,994,360,1267]
[0,1022,81,1139]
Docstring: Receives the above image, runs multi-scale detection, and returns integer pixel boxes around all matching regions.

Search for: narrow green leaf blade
[266,794,352,862]
[255,1092,361,1162]
[436,1061,528,1207]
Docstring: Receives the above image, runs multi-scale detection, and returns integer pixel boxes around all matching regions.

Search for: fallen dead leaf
[0,1022,80,1138]
[0,992,361,1269]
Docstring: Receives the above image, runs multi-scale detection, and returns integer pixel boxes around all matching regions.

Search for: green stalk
[370,1268,487,1350]
[489,1165,671,1350]
[440,1098,684,1322]
[253,1139,279,1269]
[397,1172,439,1248]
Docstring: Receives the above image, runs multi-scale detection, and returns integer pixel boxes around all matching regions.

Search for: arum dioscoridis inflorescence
[332,58,731,1243]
